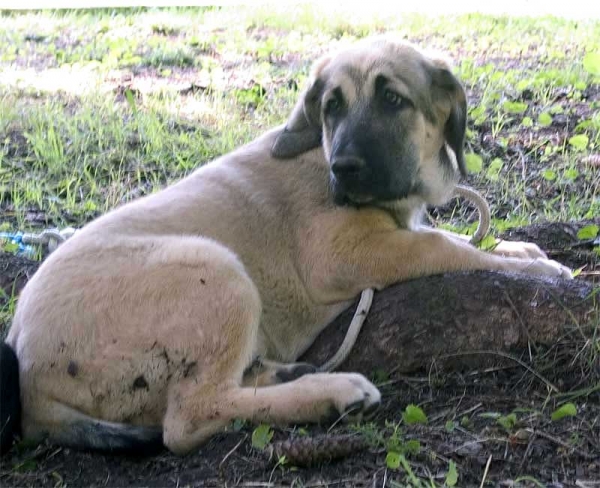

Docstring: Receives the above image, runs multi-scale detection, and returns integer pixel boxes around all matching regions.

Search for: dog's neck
[375,197,427,230]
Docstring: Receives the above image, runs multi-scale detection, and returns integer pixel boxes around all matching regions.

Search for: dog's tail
[52,418,164,454]
[1,342,21,454]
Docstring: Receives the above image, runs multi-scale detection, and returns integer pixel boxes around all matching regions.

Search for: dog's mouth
[330,175,413,207]
[331,177,374,206]
[333,191,376,206]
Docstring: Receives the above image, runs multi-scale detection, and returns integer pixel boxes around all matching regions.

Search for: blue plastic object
[0,232,37,258]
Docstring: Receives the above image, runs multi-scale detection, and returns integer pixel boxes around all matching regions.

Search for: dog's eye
[325,97,341,115]
[383,89,404,108]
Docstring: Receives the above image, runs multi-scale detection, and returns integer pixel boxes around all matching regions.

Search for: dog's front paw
[524,258,573,280]
[306,372,381,421]
[492,240,548,259]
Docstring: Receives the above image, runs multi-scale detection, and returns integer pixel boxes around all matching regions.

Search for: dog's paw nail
[363,399,381,417]
[343,399,365,416]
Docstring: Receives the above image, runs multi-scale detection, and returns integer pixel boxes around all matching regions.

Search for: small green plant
[385,450,403,469]
[551,402,577,421]
[1,238,19,254]
[372,368,390,384]
[251,424,273,450]
[445,460,458,487]
[541,169,557,181]
[386,452,419,485]
[503,100,528,114]
[464,153,483,174]
[582,52,600,76]
[569,134,589,151]
[233,84,267,109]
[577,224,599,240]
[444,420,457,433]
[538,112,553,127]
[496,413,518,431]
[402,404,428,425]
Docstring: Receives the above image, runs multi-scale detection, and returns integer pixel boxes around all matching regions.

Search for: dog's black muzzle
[330,154,376,205]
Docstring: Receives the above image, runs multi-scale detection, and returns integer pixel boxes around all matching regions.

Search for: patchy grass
[1,7,598,233]
[0,5,599,487]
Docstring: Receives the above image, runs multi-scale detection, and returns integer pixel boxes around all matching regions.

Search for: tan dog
[2,38,572,456]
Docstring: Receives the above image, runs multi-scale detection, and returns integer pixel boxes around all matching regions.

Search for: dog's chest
[256,283,351,362]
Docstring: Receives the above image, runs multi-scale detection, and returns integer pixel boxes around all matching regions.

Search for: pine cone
[266,434,368,467]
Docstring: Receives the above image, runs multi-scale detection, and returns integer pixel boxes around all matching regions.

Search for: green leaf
[538,112,553,127]
[576,120,593,131]
[445,420,457,433]
[2,240,19,254]
[568,134,589,151]
[577,224,599,240]
[572,266,584,278]
[386,451,421,481]
[251,424,273,450]
[486,158,503,181]
[402,404,428,425]
[404,439,421,455]
[521,116,533,127]
[464,153,483,174]
[516,79,533,91]
[542,169,557,181]
[386,451,401,469]
[583,52,600,76]
[497,413,517,431]
[503,101,528,114]
[477,234,498,251]
[445,460,459,487]
[124,89,137,114]
[563,168,579,180]
[372,368,390,383]
[551,403,577,421]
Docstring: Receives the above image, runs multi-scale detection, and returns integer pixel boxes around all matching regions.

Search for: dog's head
[271,38,467,207]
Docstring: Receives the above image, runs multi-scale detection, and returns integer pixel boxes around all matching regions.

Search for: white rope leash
[21,228,77,252]
[0,227,77,257]
[318,184,491,372]
[317,287,375,373]
[453,184,491,246]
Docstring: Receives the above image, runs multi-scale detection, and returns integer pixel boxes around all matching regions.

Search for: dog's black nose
[331,156,366,179]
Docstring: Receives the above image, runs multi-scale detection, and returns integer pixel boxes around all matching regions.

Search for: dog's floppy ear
[271,56,330,159]
[429,59,468,177]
